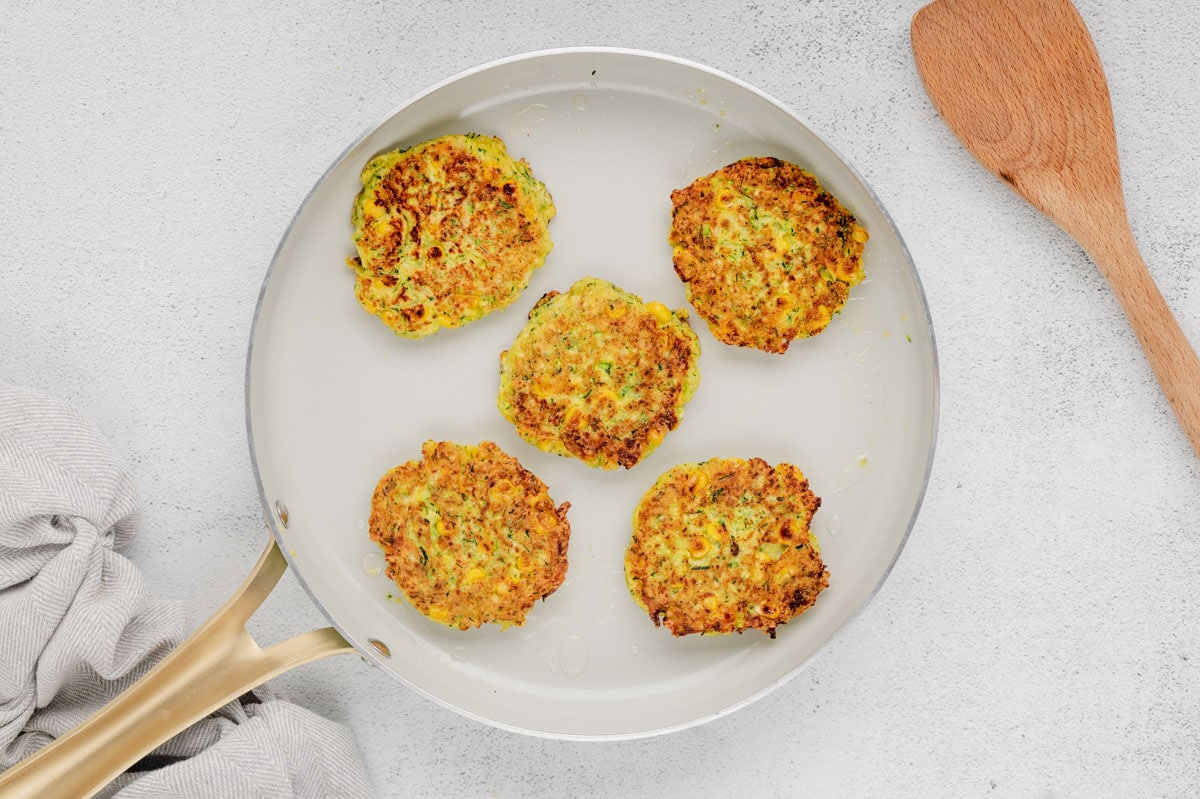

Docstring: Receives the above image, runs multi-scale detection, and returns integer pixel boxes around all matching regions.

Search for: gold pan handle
[0,538,355,799]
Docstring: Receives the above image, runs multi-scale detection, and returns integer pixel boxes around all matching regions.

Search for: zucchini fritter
[497,278,701,470]
[669,157,867,353]
[369,440,571,630]
[625,457,828,637]
[347,133,556,338]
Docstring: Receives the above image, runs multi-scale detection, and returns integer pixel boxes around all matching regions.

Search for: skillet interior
[246,48,938,739]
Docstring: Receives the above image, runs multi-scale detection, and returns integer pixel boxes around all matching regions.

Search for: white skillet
[0,47,937,797]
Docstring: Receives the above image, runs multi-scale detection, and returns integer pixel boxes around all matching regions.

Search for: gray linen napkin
[0,384,374,798]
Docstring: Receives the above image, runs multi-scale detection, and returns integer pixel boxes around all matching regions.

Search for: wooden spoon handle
[1089,230,1200,457]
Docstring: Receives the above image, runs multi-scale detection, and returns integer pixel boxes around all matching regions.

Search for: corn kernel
[647,428,664,446]
[759,542,786,561]
[646,302,673,324]
[689,536,711,559]
[851,227,868,244]
[605,303,627,319]
[532,377,555,399]
[463,567,487,585]
[756,602,780,619]
[601,389,621,405]
[489,479,517,504]
[428,606,448,621]
[702,593,720,611]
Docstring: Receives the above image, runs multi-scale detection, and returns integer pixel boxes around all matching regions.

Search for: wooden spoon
[911,0,1200,458]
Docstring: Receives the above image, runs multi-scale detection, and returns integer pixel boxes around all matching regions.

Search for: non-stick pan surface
[247,48,938,739]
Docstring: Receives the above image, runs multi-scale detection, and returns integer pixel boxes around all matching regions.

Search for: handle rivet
[274,500,289,528]
[367,638,391,658]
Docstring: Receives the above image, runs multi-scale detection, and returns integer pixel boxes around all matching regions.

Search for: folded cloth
[0,384,373,798]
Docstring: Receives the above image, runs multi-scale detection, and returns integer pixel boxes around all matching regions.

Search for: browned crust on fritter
[625,457,828,637]
[497,279,701,470]
[349,134,554,337]
[669,156,867,353]
[368,440,570,630]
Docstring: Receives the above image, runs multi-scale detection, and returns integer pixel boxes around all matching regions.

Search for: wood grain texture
[912,0,1200,458]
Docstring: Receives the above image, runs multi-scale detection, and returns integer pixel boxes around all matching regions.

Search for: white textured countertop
[3,1,1199,796]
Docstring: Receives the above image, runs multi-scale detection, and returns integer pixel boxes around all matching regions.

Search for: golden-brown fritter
[347,133,555,338]
[624,457,828,637]
[368,440,571,630]
[497,278,701,470]
[669,156,868,354]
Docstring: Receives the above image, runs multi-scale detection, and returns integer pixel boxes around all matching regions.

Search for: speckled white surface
[3,0,1199,796]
